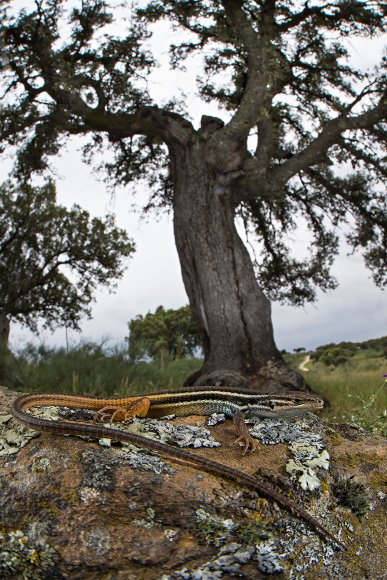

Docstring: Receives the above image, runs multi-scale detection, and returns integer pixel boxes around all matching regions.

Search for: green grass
[283,352,307,368]
[3,341,202,397]
[287,354,386,436]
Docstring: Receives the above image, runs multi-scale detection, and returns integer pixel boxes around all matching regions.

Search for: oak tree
[0,180,134,352]
[0,1,386,391]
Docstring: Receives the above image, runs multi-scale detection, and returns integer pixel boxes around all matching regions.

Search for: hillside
[285,335,386,368]
[284,336,386,436]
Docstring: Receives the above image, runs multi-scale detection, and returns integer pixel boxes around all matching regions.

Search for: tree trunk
[170,138,307,393]
[0,309,10,383]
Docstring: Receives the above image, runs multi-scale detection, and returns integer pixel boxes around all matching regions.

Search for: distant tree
[0,1,386,391]
[0,180,135,354]
[127,305,201,363]
[293,347,306,353]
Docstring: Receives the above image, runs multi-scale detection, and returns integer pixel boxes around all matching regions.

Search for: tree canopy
[127,305,201,362]
[0,180,134,342]
[0,1,385,302]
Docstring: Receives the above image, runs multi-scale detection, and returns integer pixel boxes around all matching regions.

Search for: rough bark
[170,132,306,392]
[0,310,9,351]
[0,310,10,383]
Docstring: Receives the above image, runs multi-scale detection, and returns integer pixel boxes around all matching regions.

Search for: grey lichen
[250,415,323,446]
[0,530,56,579]
[31,406,61,422]
[161,539,288,578]
[132,507,157,529]
[288,543,326,577]
[78,438,175,505]
[161,542,255,579]
[82,528,111,556]
[286,439,330,492]
[125,417,221,449]
[276,525,341,578]
[207,413,226,427]
[255,539,286,574]
[250,415,330,492]
[119,447,175,475]
[249,416,309,445]
[0,405,65,457]
[80,448,117,491]
[0,413,39,456]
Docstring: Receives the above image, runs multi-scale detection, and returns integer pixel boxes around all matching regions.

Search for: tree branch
[235,86,386,203]
[278,1,382,31]
[220,0,266,139]
[31,65,192,146]
[268,88,387,187]
[278,3,329,30]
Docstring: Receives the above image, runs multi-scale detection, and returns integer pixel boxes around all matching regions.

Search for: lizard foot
[95,397,151,424]
[232,411,258,455]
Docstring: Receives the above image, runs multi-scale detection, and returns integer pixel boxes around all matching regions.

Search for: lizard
[10,386,345,549]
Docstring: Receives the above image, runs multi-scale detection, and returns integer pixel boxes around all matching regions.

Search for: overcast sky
[3,3,386,353]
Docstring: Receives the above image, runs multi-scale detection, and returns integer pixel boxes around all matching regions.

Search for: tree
[0,180,135,353]
[128,305,201,363]
[0,1,385,392]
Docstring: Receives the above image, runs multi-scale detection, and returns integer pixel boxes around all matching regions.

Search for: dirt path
[298,354,311,372]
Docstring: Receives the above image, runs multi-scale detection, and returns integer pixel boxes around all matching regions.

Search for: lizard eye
[269,400,276,409]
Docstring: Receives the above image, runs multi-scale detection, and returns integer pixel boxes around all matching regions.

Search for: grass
[283,352,308,368]
[2,340,385,436]
[289,355,386,436]
[2,340,202,397]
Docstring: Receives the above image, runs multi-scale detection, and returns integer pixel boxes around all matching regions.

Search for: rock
[0,386,385,578]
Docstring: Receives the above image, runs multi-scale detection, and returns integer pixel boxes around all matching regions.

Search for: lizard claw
[232,411,258,455]
[232,434,258,455]
[95,406,128,423]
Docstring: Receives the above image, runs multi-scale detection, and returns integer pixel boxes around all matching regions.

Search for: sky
[2,2,386,353]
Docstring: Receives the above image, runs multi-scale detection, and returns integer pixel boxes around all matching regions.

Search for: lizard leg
[96,397,151,423]
[232,411,258,455]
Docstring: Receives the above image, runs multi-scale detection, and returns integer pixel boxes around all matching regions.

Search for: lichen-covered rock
[0,386,385,579]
